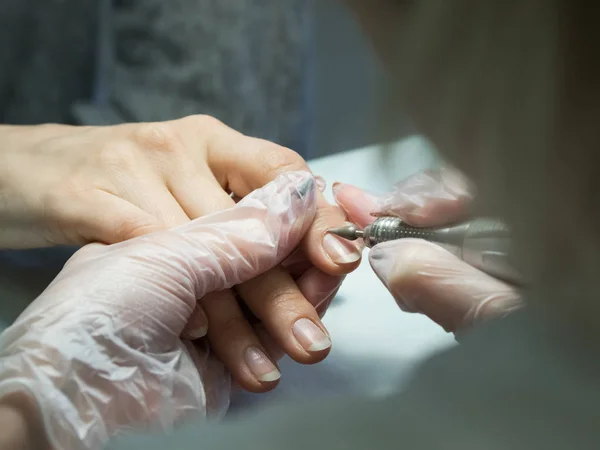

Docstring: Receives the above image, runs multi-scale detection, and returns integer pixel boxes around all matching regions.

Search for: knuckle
[132,122,183,155]
[97,140,140,171]
[264,287,307,316]
[311,205,346,231]
[213,314,250,338]
[187,114,224,130]
[114,216,159,241]
[257,144,307,179]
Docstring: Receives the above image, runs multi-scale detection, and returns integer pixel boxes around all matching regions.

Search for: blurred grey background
[0,0,392,159]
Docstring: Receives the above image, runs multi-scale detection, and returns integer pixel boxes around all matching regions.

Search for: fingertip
[369,239,447,286]
[237,372,281,394]
[241,346,282,392]
[296,268,344,309]
[315,175,326,193]
[332,182,379,228]
[182,304,209,340]
[290,317,332,364]
[321,233,363,267]
[301,200,363,276]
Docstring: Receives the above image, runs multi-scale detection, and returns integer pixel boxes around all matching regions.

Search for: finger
[332,182,380,228]
[236,267,342,337]
[166,167,240,342]
[132,182,191,229]
[369,238,521,333]
[202,130,361,275]
[167,165,235,220]
[281,248,314,278]
[181,302,209,340]
[375,167,474,226]
[65,190,165,245]
[295,267,344,312]
[316,291,338,319]
[298,268,343,320]
[333,167,473,228]
[125,180,218,338]
[254,324,285,362]
[236,267,332,364]
[240,268,342,362]
[184,339,231,417]
[200,290,281,392]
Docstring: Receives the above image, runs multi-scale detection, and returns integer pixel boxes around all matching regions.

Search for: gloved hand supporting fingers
[169,171,318,300]
[369,239,522,333]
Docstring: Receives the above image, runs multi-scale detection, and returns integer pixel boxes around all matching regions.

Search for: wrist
[0,391,50,450]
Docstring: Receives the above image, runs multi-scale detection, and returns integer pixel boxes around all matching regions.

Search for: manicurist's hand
[334,168,522,335]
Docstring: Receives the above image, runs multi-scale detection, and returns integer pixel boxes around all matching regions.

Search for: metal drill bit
[327,216,522,286]
[328,225,364,241]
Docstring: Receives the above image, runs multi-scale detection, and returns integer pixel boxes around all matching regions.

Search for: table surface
[0,136,455,417]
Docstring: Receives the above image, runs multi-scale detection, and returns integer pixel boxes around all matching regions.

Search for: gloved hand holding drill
[333,168,523,334]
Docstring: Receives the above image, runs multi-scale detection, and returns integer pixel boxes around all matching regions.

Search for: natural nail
[323,233,361,265]
[332,181,342,196]
[292,318,331,352]
[187,324,208,340]
[186,306,209,339]
[315,176,327,193]
[244,347,281,382]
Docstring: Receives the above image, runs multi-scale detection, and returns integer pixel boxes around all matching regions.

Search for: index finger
[334,167,474,228]
[205,130,362,276]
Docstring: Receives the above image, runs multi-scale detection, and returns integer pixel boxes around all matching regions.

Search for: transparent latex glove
[0,172,317,450]
[333,168,522,334]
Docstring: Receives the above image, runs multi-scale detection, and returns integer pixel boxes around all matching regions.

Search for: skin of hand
[333,168,522,334]
[0,117,359,391]
[0,172,318,450]
[0,392,49,450]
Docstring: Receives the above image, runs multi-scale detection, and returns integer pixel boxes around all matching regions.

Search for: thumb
[145,171,317,299]
[369,238,521,333]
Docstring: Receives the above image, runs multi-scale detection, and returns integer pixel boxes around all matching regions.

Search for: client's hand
[334,168,522,334]
[0,172,316,450]
[0,117,358,389]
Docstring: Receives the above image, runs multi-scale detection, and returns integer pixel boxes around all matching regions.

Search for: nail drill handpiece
[329,217,522,285]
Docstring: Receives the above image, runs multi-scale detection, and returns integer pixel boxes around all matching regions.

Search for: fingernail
[369,245,396,286]
[323,234,361,264]
[315,176,326,193]
[244,347,281,382]
[187,324,208,339]
[292,318,331,352]
[187,307,209,339]
[332,181,342,196]
[369,239,441,285]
